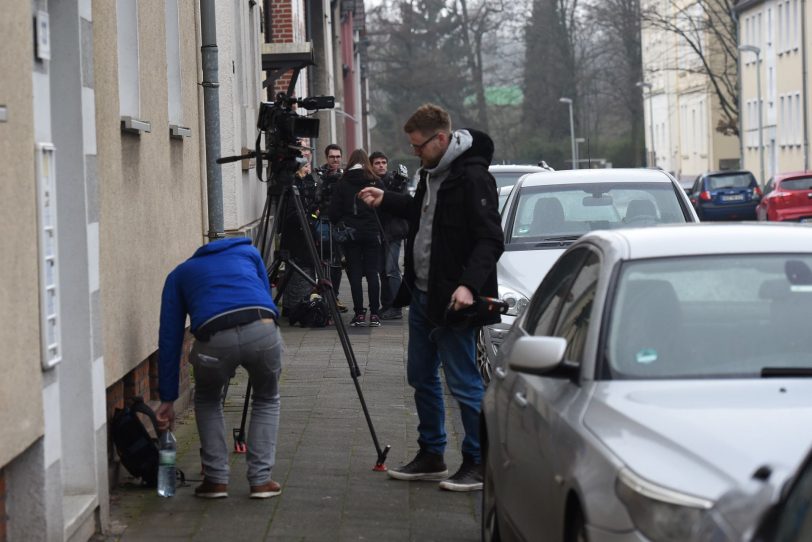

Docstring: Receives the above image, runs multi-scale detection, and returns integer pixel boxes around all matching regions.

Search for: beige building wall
[94,0,205,386]
[0,1,45,467]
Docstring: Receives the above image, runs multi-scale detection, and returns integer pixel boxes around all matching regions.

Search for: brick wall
[270,0,294,96]
[106,331,194,486]
[0,468,6,542]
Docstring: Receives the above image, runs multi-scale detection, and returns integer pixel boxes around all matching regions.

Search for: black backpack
[110,396,161,487]
[288,295,330,327]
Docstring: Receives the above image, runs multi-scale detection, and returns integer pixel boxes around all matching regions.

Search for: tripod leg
[233,381,251,454]
[290,186,390,471]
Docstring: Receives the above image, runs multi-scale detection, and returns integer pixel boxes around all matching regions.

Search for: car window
[553,251,600,364]
[524,248,589,336]
[492,171,535,189]
[764,178,775,195]
[706,172,756,190]
[780,177,812,191]
[771,454,812,541]
[605,254,812,379]
[506,182,687,249]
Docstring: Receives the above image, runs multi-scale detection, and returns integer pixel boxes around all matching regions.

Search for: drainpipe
[803,0,809,171]
[732,7,744,170]
[200,0,224,239]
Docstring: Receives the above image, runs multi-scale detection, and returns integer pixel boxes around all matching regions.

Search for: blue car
[687,170,762,220]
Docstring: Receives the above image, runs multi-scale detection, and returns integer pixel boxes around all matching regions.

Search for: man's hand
[155,401,176,432]
[358,187,384,207]
[450,285,474,312]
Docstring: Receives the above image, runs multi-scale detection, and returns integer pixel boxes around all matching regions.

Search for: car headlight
[615,468,713,542]
[498,285,529,317]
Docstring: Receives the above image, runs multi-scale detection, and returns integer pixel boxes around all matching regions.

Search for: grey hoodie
[412,130,474,292]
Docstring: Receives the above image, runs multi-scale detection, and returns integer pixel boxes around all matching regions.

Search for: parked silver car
[482,223,812,542]
[478,169,697,383]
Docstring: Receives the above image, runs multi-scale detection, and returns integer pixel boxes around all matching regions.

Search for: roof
[585,223,812,260]
[517,168,675,189]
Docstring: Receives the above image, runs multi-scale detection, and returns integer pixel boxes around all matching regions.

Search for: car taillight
[700,191,712,201]
[753,186,763,198]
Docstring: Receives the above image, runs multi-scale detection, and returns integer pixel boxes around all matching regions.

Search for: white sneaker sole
[438,480,483,492]
[194,492,228,499]
[387,469,448,481]
[250,489,282,499]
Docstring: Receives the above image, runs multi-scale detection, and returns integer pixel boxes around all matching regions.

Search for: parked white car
[478,168,697,383]
[482,223,812,542]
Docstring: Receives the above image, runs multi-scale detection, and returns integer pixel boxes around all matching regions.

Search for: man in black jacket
[369,151,410,320]
[359,104,503,491]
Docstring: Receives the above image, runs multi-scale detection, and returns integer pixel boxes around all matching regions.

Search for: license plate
[721,194,745,202]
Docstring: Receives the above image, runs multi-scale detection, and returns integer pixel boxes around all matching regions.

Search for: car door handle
[495,367,507,380]
[514,392,528,408]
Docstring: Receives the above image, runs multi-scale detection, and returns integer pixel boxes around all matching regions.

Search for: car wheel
[477,328,492,385]
[565,505,589,542]
[482,453,502,542]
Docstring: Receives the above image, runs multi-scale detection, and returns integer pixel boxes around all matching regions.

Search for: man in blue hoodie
[155,237,283,499]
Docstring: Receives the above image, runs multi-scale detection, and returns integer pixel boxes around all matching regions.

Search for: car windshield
[706,173,755,190]
[781,177,812,190]
[505,182,686,248]
[498,186,513,213]
[606,254,812,379]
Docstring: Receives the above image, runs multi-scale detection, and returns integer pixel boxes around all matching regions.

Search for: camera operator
[314,144,348,312]
[369,151,409,320]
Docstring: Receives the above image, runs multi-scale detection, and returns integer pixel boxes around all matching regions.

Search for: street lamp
[636,81,656,167]
[739,45,764,184]
[559,97,576,169]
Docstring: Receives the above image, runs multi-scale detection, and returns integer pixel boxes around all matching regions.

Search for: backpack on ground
[288,293,330,328]
[110,396,161,487]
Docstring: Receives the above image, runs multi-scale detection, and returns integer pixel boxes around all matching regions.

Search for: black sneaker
[368,314,381,327]
[380,308,403,320]
[438,457,483,492]
[349,311,366,327]
[387,450,448,481]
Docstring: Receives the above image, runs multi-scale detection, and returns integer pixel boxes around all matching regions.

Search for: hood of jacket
[192,237,251,258]
[423,128,494,179]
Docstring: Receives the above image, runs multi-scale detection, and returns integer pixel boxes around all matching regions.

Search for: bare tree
[641,0,739,135]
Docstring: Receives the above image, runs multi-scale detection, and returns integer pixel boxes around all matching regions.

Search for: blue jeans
[407,289,483,463]
[381,239,403,311]
[191,319,282,485]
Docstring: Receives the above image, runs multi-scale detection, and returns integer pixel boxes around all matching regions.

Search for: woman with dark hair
[329,149,386,326]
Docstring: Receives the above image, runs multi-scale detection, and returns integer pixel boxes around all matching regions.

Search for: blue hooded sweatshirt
[158,237,279,401]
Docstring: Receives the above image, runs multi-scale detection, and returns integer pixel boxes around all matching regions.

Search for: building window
[165,0,182,125]
[116,0,140,118]
[780,96,785,146]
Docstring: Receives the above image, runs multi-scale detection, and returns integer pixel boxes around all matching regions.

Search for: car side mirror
[508,336,567,375]
[684,187,693,196]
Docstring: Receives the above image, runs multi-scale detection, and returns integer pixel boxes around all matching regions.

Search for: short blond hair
[403,103,451,135]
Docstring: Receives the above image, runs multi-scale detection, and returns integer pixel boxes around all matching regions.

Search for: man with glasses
[315,144,348,312]
[359,104,503,491]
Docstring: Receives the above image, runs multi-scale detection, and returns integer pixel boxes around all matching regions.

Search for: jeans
[190,319,283,485]
[407,289,483,463]
[380,239,403,311]
[344,235,382,314]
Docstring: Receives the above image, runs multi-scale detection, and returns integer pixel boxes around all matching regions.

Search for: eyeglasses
[410,132,441,152]
[327,154,342,161]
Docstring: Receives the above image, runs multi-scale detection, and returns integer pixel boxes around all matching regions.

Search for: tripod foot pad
[233,428,247,454]
[372,444,391,472]
[372,463,387,472]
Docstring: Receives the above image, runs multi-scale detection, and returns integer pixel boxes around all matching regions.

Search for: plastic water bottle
[157,431,177,497]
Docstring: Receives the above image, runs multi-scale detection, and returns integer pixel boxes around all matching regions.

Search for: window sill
[170,124,191,139]
[121,116,151,135]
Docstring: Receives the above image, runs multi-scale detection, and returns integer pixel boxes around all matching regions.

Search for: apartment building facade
[736,0,810,184]
[640,0,741,184]
[0,0,367,539]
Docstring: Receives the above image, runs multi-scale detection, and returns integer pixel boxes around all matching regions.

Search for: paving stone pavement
[104,307,481,541]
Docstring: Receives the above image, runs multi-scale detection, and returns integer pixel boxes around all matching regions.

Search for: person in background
[369,151,409,320]
[156,237,283,499]
[358,104,503,491]
[315,144,348,312]
[329,149,386,327]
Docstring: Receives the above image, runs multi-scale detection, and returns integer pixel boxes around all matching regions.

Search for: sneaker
[438,457,483,492]
[350,311,366,327]
[368,314,381,327]
[387,450,448,481]
[194,479,228,498]
[249,480,282,499]
[380,308,403,320]
[335,298,349,313]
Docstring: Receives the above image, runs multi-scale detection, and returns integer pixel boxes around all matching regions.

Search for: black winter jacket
[380,129,504,326]
[328,168,385,240]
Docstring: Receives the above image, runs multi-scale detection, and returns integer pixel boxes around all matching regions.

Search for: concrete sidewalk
[103,312,481,541]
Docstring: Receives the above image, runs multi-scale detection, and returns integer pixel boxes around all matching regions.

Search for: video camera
[257,93,335,144]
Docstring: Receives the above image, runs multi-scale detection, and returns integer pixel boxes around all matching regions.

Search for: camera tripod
[217,152,390,471]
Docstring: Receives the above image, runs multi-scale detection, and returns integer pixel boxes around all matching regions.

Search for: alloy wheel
[477,328,492,385]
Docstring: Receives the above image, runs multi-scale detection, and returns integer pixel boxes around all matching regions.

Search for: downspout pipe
[201,0,224,240]
[732,7,744,171]
[803,0,809,171]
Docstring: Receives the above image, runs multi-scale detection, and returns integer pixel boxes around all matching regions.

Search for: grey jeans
[190,319,282,486]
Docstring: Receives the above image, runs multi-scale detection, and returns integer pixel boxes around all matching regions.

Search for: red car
[757,172,812,222]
